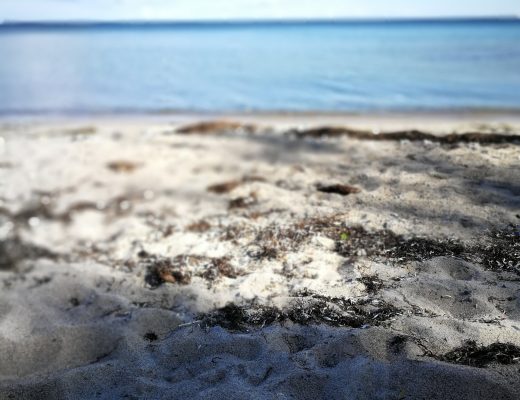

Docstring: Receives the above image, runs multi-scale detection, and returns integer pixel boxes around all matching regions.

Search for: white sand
[0,116,519,399]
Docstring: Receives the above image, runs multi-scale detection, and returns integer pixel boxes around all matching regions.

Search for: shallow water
[0,20,520,115]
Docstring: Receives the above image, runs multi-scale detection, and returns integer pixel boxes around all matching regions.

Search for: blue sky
[1,0,519,21]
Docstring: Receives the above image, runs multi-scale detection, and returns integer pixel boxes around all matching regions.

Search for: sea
[0,19,519,115]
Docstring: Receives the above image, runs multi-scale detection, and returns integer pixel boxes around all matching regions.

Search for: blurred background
[0,1,519,115]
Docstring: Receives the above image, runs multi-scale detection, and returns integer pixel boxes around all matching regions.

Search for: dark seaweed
[317,184,361,196]
[289,126,520,145]
[176,121,260,135]
[144,332,159,342]
[332,226,464,263]
[239,216,467,264]
[143,254,241,288]
[357,275,384,294]
[222,215,517,280]
[200,290,401,332]
[479,226,520,275]
[439,340,520,368]
[388,335,409,354]
[144,256,193,287]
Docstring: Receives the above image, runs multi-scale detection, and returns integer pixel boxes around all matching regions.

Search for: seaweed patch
[200,290,401,331]
[242,216,466,264]
[479,225,520,275]
[438,340,520,368]
[289,126,520,145]
[357,275,384,294]
[142,253,242,288]
[176,121,260,135]
[220,215,517,279]
[317,184,361,196]
[334,226,465,262]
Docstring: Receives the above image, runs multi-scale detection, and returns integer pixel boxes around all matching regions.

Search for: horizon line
[2,15,519,26]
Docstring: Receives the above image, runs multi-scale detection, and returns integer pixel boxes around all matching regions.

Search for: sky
[1,0,520,21]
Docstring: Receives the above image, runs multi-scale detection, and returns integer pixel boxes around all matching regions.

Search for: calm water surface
[0,20,520,114]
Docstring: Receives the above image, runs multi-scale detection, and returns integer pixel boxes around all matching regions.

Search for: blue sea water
[0,20,520,115]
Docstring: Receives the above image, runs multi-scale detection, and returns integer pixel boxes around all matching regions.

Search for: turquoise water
[0,20,520,115]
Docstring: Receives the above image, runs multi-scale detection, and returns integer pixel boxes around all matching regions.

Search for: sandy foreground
[0,115,519,399]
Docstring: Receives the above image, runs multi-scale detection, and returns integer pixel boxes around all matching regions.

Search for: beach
[0,114,519,399]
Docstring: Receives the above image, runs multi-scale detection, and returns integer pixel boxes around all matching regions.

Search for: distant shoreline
[1,16,519,30]
[3,109,520,128]
[2,107,520,118]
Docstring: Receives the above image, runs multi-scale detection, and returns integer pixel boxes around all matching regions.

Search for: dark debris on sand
[186,220,211,233]
[0,191,153,226]
[229,194,258,210]
[357,275,384,294]
[176,121,260,135]
[208,176,266,194]
[142,253,242,288]
[0,201,58,225]
[106,160,141,173]
[0,236,56,270]
[200,290,401,332]
[327,222,519,278]
[438,340,520,368]
[143,332,159,342]
[208,180,242,194]
[219,215,518,282]
[245,216,466,264]
[478,225,520,275]
[334,226,465,262]
[317,184,361,196]
[289,126,520,145]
